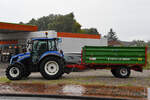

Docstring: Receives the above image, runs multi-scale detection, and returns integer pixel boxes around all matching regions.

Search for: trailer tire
[115,67,130,78]
[40,57,64,80]
[111,69,118,77]
[6,64,25,80]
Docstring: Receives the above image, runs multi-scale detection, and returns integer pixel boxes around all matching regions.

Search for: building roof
[32,38,58,40]
[0,22,38,33]
[108,40,122,46]
[57,32,101,39]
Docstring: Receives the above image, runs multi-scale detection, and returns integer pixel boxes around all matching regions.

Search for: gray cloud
[0,0,150,41]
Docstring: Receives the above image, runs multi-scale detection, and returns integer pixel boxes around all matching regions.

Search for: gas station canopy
[0,22,38,33]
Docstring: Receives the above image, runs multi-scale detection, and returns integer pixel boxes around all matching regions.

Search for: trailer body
[82,46,147,66]
[66,46,147,78]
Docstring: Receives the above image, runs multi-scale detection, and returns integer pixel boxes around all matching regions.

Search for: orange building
[0,22,37,62]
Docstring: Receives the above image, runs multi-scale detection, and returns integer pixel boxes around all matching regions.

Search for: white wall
[60,37,107,53]
[0,30,56,40]
[0,30,108,53]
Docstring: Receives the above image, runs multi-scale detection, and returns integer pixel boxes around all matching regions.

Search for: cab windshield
[32,39,58,51]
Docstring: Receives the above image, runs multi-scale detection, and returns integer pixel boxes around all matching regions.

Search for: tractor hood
[10,52,30,64]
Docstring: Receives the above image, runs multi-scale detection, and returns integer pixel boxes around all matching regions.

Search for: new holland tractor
[6,33,66,80]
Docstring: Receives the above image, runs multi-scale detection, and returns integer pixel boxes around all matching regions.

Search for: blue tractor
[5,35,66,80]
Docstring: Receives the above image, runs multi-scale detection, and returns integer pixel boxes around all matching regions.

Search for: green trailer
[66,46,148,78]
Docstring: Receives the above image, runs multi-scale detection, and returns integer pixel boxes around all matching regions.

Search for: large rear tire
[40,57,64,80]
[115,67,131,78]
[6,64,25,80]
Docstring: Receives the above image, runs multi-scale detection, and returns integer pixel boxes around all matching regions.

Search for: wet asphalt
[0,63,8,77]
[0,63,149,100]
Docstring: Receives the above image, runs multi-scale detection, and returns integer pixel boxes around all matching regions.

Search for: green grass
[0,76,106,85]
[0,77,144,87]
[0,77,11,83]
[145,52,150,69]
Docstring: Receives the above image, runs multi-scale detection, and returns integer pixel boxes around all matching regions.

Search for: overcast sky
[0,0,150,41]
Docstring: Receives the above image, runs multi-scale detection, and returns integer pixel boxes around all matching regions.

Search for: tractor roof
[32,38,58,41]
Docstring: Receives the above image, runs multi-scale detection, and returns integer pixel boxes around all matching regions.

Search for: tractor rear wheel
[6,64,25,80]
[40,57,64,80]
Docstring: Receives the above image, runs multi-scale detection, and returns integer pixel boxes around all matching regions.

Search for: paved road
[0,63,8,77]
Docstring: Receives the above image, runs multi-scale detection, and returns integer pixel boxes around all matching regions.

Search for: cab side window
[48,40,57,51]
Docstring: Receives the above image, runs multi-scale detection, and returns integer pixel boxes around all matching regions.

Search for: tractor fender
[39,53,65,65]
[39,51,64,60]
[10,61,25,68]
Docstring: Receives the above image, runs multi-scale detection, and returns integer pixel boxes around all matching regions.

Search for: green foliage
[25,13,98,34]
[19,22,24,25]
[48,13,79,32]
[132,40,146,46]
[146,41,150,47]
[145,52,150,70]
[81,28,98,34]
[0,77,11,83]
[72,21,81,33]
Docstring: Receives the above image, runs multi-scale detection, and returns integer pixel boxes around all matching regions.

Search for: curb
[0,93,128,100]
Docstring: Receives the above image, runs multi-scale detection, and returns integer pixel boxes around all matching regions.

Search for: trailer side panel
[82,46,146,66]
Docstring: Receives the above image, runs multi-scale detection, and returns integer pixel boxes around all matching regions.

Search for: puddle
[0,84,14,93]
[0,83,148,100]
[62,85,85,96]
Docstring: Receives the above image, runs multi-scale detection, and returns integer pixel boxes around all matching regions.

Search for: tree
[81,28,98,34]
[21,12,98,34]
[147,41,150,47]
[48,13,76,32]
[132,40,146,46]
[72,21,81,33]
[19,22,24,25]
[27,18,37,25]
[105,28,118,41]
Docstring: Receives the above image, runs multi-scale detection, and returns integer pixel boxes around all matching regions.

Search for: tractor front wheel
[6,64,24,80]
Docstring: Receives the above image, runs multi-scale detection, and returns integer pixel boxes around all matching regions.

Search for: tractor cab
[29,38,62,63]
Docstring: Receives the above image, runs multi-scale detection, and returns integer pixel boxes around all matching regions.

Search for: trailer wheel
[116,67,130,78]
[40,57,64,80]
[111,69,118,77]
[6,64,24,80]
